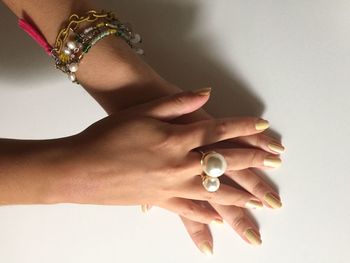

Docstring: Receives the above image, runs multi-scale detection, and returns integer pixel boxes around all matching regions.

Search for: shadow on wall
[0,3,52,84]
[99,0,265,117]
[0,0,264,117]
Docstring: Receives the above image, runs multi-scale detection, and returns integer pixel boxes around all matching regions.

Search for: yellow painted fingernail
[263,156,282,168]
[244,228,262,245]
[199,241,213,256]
[192,87,212,96]
[268,142,285,154]
[255,119,269,131]
[245,200,263,209]
[211,218,224,226]
[264,193,282,209]
[141,204,151,213]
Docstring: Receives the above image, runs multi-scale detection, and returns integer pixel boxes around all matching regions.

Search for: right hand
[67,88,273,219]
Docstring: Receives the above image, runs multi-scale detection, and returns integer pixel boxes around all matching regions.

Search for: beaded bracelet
[18,10,143,84]
[52,10,143,84]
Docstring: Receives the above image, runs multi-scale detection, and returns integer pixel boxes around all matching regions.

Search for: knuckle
[163,161,184,176]
[254,134,263,146]
[248,150,260,166]
[203,191,218,202]
[167,130,183,146]
[230,211,246,229]
[157,127,189,154]
[172,94,186,107]
[191,227,207,239]
[182,203,198,218]
[156,126,177,149]
[251,181,266,195]
[214,119,229,138]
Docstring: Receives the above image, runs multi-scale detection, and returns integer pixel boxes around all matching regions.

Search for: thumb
[135,87,212,121]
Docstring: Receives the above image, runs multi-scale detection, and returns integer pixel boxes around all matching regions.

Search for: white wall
[0,1,349,262]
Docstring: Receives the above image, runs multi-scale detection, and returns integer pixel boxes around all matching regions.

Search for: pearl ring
[199,151,227,192]
[140,150,227,212]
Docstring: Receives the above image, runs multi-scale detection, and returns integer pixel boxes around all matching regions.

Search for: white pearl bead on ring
[201,151,227,178]
[199,151,227,192]
[201,174,221,193]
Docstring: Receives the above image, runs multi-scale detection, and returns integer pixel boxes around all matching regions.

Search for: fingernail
[192,87,212,96]
[211,218,224,226]
[263,155,282,168]
[245,200,263,209]
[244,228,262,245]
[255,119,269,131]
[264,193,282,209]
[199,241,213,256]
[141,204,151,213]
[268,142,285,154]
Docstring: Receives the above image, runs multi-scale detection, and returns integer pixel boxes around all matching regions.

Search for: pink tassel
[18,18,53,56]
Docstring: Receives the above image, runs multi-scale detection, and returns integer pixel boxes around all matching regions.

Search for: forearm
[2,1,170,108]
[0,137,76,204]
[3,0,212,119]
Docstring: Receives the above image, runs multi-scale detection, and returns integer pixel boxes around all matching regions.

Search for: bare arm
[2,0,200,116]
[0,0,208,205]
[0,137,76,204]
[1,0,282,252]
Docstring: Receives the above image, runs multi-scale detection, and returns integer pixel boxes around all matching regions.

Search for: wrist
[77,36,162,91]
[31,136,81,204]
[0,136,80,205]
[42,135,93,204]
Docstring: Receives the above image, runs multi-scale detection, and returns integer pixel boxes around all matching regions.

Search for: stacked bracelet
[51,10,143,84]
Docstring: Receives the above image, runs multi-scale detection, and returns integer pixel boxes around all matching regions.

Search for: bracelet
[18,10,143,84]
[51,10,144,84]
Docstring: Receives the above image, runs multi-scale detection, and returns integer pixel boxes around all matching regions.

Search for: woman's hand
[133,86,285,254]
[63,89,274,219]
[1,0,284,254]
[178,158,283,254]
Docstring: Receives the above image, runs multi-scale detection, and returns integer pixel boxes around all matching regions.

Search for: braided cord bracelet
[18,10,144,84]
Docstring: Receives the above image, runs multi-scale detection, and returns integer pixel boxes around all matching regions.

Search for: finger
[211,203,262,246]
[157,197,223,225]
[127,88,211,121]
[140,204,152,213]
[233,134,285,155]
[221,148,282,170]
[177,177,263,208]
[180,215,214,256]
[181,117,270,149]
[226,169,282,209]
[185,148,282,175]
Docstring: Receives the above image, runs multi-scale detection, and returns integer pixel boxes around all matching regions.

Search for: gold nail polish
[141,204,151,213]
[211,219,224,226]
[244,228,262,245]
[192,87,212,96]
[255,119,269,131]
[268,142,285,154]
[199,241,213,256]
[245,200,263,209]
[263,156,282,168]
[264,193,282,209]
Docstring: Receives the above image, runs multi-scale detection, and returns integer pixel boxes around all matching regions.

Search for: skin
[1,0,285,254]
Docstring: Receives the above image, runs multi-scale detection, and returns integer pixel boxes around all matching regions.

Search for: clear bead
[130,33,141,44]
[68,72,76,82]
[134,48,144,55]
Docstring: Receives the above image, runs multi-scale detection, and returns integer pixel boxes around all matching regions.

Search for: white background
[1,1,349,262]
